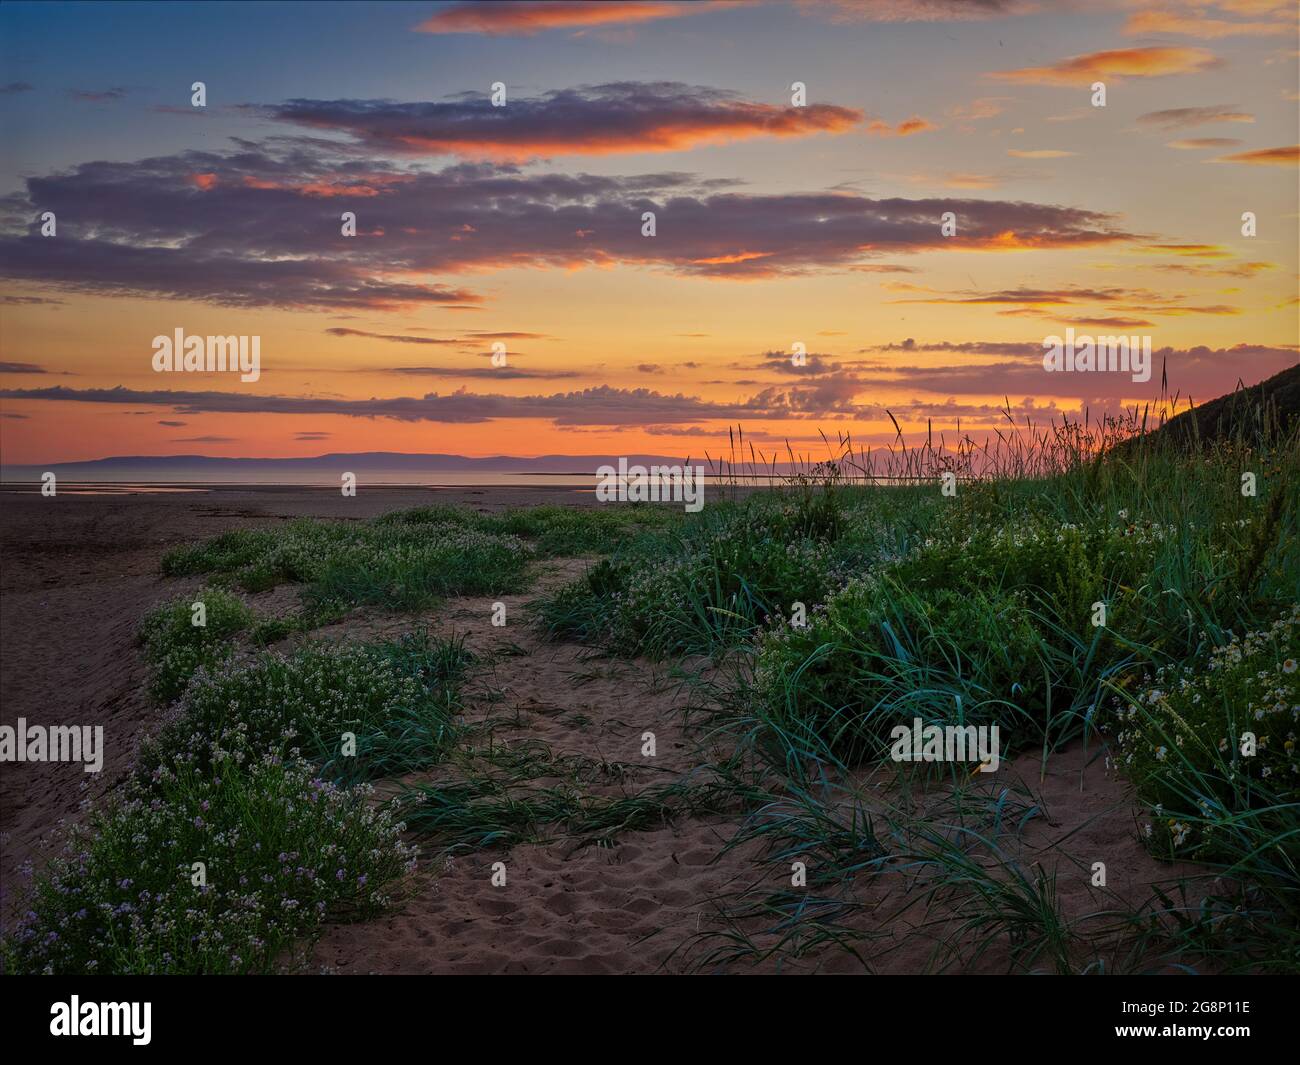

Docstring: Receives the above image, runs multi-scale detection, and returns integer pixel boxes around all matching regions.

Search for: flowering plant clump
[137,638,463,785]
[3,630,465,974]
[2,753,417,975]
[164,518,531,609]
[1108,605,1299,858]
[138,586,254,704]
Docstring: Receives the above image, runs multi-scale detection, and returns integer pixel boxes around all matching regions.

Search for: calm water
[0,470,802,491]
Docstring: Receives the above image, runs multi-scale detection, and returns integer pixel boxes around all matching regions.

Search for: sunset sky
[1,0,1297,465]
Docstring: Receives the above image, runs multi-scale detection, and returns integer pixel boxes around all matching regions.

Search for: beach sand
[0,485,1199,973]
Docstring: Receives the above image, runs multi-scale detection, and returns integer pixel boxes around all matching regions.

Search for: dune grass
[533,491,851,657]
[161,504,679,618]
[162,517,530,613]
[397,733,735,854]
[535,404,1299,972]
[537,412,1296,757]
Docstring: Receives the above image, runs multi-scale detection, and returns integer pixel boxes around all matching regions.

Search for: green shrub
[138,635,470,785]
[162,528,278,577]
[164,519,531,612]
[138,587,254,704]
[1110,604,1299,859]
[536,498,839,657]
[381,501,682,557]
[746,515,1173,759]
[750,573,1051,759]
[2,756,416,974]
[305,525,527,611]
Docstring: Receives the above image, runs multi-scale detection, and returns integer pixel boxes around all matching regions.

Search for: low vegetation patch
[1107,606,1299,971]
[163,518,530,612]
[3,756,415,975]
[379,501,681,556]
[139,632,472,785]
[4,632,470,974]
[138,586,255,704]
[534,491,868,657]
[161,505,680,619]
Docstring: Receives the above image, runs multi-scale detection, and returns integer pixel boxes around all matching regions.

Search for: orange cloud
[1213,144,1300,165]
[989,46,1219,86]
[800,0,1038,23]
[1140,243,1233,258]
[977,231,1040,249]
[1141,304,1242,316]
[900,171,1002,189]
[946,96,1011,122]
[1006,148,1077,158]
[1166,137,1244,149]
[269,88,864,161]
[1136,105,1254,129]
[866,115,936,137]
[1145,260,1277,278]
[689,251,773,265]
[414,1,724,35]
[891,286,1102,306]
[940,173,999,189]
[393,104,863,159]
[240,175,413,197]
[896,116,935,136]
[1123,8,1294,39]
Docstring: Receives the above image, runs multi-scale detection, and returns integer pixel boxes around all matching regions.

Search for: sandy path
[303,559,770,974]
